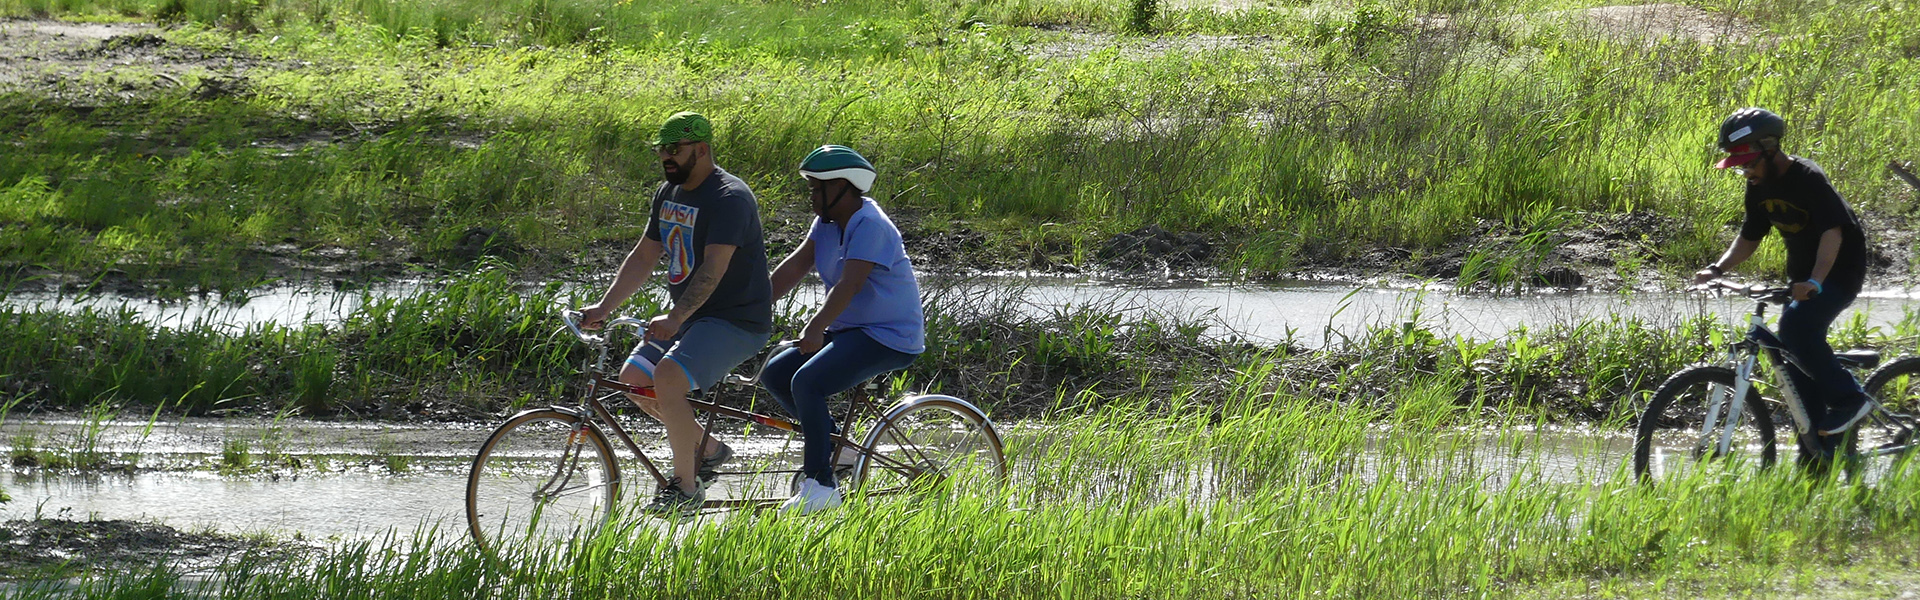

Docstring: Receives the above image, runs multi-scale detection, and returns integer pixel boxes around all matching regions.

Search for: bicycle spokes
[468,412,619,552]
[532,431,596,501]
[858,402,1004,496]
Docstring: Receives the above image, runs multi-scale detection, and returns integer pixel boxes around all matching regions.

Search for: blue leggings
[1776,288,1864,426]
[760,328,918,487]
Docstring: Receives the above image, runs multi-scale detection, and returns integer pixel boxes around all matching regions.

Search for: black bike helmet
[1715,107,1785,169]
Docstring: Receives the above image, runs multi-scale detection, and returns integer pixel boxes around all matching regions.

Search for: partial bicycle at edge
[1632,279,1918,483]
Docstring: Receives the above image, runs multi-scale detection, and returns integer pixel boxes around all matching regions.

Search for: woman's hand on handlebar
[646,314,681,341]
[798,327,825,355]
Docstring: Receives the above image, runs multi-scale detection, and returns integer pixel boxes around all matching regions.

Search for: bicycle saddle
[1835,350,1881,369]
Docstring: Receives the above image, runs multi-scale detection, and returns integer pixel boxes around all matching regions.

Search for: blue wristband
[1806,279,1823,295]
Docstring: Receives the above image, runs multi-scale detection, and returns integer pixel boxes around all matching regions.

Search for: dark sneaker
[1818,395,1874,436]
[643,477,704,518]
[695,442,734,487]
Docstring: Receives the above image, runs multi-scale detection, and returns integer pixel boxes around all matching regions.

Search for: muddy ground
[0,20,263,105]
[0,517,310,580]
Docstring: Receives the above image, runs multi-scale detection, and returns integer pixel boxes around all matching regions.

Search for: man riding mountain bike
[1692,107,1873,458]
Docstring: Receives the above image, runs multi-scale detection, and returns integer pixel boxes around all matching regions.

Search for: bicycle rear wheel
[853,395,1007,498]
[1864,356,1920,416]
[1856,358,1920,466]
[1633,365,1778,482]
[467,409,621,553]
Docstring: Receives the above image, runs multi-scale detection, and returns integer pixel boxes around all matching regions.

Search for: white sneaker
[781,478,843,515]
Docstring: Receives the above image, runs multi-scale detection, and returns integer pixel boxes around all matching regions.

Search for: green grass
[1,0,1914,288]
[8,380,1917,597]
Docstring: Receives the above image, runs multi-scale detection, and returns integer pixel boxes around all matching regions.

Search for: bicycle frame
[1695,283,1914,461]
[555,311,930,509]
[1705,305,1819,459]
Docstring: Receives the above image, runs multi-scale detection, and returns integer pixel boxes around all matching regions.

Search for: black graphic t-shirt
[1738,156,1867,295]
[642,167,773,334]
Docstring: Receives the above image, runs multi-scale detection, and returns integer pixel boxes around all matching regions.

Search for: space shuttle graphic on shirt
[660,200,699,284]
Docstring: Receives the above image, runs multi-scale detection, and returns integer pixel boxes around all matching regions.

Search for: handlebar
[1690,279,1793,304]
[559,309,648,346]
[726,340,798,387]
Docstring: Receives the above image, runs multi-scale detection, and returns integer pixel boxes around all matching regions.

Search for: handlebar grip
[560,309,598,345]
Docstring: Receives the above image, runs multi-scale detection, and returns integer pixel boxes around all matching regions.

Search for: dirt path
[0,19,259,103]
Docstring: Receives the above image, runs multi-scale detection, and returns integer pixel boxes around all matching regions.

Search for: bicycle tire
[852,395,1008,498]
[1863,356,1920,416]
[467,408,621,553]
[1633,365,1778,482]
[1853,357,1920,473]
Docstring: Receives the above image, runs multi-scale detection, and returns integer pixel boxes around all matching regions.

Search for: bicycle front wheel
[853,395,1007,498]
[1633,365,1777,482]
[467,409,621,553]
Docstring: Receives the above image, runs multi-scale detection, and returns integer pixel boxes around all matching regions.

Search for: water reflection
[10,278,1920,345]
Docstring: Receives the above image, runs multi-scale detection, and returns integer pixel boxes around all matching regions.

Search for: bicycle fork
[531,423,595,502]
[1699,354,1758,458]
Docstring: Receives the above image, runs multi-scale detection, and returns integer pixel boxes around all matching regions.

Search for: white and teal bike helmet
[798,145,876,192]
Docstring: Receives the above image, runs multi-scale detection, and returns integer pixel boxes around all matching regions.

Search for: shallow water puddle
[1,419,1683,541]
[1,418,816,541]
[4,414,1900,542]
[12,279,1920,345]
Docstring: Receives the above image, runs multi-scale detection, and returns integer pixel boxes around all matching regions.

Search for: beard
[662,158,691,185]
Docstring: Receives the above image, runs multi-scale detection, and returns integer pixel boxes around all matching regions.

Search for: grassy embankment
[1,0,1916,291]
[5,269,1920,458]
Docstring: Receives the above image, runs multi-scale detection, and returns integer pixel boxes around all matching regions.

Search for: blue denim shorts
[627,317,770,391]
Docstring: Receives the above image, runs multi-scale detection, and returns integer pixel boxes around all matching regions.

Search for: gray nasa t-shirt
[643,167,773,334]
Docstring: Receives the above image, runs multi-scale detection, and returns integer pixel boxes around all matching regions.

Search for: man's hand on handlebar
[578,304,613,330]
[1791,280,1820,302]
[1692,265,1723,286]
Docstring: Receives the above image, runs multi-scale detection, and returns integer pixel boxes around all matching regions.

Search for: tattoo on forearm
[671,265,724,321]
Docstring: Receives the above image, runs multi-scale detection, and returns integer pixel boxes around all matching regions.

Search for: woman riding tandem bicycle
[764,145,926,513]
[465,136,995,546]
